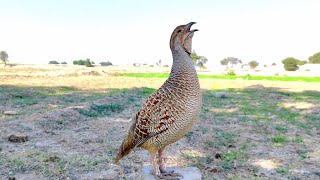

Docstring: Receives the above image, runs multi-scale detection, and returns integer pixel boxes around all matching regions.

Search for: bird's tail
[114,136,134,163]
[114,121,135,163]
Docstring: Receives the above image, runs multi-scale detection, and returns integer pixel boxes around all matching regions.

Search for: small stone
[215,153,222,159]
[228,144,236,148]
[8,134,29,143]
[215,92,227,98]
[136,166,201,180]
[4,111,17,115]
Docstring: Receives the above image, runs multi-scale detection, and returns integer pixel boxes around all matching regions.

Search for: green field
[117,73,320,82]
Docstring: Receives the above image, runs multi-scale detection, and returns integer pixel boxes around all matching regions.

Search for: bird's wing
[130,86,184,148]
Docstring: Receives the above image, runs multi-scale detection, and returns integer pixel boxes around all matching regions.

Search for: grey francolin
[114,22,202,178]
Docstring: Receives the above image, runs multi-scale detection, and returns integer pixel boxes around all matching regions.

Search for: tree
[282,57,300,71]
[100,61,113,66]
[85,58,94,67]
[73,59,94,67]
[271,63,277,66]
[248,60,259,69]
[191,50,208,68]
[61,62,67,64]
[73,59,86,65]
[220,58,229,66]
[308,52,320,64]
[0,51,9,66]
[49,60,60,64]
[220,57,242,68]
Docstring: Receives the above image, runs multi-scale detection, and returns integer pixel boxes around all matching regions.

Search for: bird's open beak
[183,22,198,43]
[184,22,199,33]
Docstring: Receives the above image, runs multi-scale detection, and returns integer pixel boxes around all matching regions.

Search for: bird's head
[170,22,198,55]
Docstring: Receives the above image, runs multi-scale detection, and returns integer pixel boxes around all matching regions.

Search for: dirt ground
[0,65,319,180]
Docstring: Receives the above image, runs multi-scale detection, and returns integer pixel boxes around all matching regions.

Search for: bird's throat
[170,44,197,79]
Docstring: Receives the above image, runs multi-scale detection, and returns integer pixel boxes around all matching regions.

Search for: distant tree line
[48,59,113,67]
[219,51,320,71]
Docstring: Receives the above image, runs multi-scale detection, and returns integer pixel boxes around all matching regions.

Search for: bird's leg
[158,148,169,173]
[158,148,183,179]
[151,154,161,176]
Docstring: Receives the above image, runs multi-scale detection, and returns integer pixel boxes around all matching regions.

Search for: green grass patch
[275,167,289,175]
[117,73,320,82]
[291,137,304,143]
[272,136,289,143]
[220,150,249,170]
[214,129,236,149]
[78,103,125,118]
[274,126,288,133]
[142,87,156,95]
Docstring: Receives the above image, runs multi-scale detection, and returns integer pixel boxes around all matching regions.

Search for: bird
[114,22,202,178]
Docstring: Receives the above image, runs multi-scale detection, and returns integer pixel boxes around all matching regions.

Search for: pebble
[215,92,227,98]
[4,111,17,115]
[8,134,29,143]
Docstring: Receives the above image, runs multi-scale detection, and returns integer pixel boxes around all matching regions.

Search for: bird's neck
[170,43,196,77]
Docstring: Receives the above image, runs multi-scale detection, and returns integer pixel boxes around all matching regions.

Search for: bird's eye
[177,30,182,33]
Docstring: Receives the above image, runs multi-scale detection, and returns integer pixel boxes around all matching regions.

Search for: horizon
[1,0,320,67]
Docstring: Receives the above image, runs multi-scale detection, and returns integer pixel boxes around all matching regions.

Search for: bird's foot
[156,169,183,180]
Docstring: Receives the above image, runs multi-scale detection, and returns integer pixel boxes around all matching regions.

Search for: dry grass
[0,65,319,179]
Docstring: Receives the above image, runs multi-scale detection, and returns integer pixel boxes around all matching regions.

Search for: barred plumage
[114,22,202,177]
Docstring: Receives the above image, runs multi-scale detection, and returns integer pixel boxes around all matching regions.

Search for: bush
[100,61,113,66]
[61,62,67,64]
[248,60,259,69]
[227,69,236,76]
[49,61,59,64]
[282,57,299,71]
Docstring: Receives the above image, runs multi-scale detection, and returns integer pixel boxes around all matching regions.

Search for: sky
[1,0,320,67]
